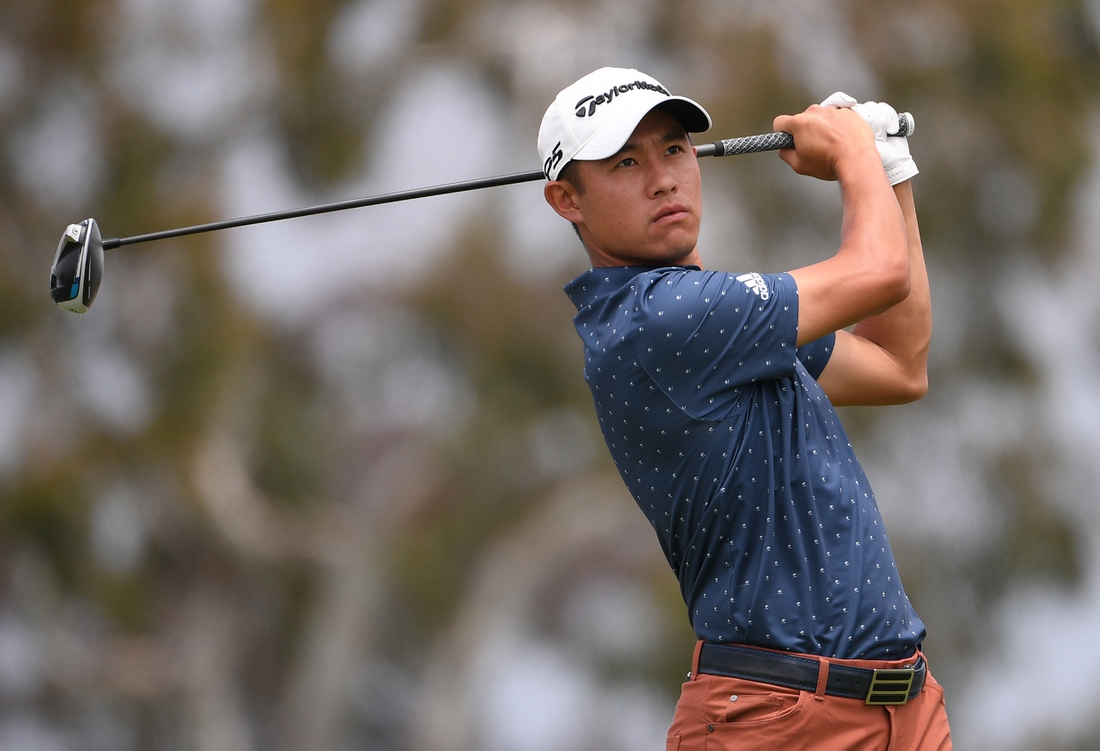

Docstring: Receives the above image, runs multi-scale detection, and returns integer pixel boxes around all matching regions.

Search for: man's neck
[587,248,704,269]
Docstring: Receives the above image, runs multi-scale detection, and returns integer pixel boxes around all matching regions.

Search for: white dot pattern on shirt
[565,267,924,659]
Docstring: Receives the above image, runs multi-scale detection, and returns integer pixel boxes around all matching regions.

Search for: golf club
[48,115,914,314]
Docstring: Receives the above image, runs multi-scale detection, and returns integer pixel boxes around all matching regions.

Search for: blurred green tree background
[0,0,1097,749]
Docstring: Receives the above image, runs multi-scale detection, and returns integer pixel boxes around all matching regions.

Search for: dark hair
[558,160,585,195]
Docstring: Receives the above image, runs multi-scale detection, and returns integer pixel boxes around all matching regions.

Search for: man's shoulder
[565,266,797,330]
[633,268,795,316]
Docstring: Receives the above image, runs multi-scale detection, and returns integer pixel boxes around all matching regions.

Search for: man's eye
[668,144,684,154]
[618,157,637,167]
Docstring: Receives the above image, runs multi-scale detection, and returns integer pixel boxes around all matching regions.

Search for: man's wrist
[834,146,891,184]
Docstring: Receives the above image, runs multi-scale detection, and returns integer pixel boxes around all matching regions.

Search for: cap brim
[656,99,711,133]
[571,96,712,164]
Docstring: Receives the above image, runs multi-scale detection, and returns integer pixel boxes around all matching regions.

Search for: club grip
[897,112,915,137]
[696,132,793,158]
[697,112,914,159]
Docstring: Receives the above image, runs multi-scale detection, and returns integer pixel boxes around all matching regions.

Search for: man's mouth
[653,204,690,225]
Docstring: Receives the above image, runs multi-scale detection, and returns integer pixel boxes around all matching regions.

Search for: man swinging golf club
[540,67,950,749]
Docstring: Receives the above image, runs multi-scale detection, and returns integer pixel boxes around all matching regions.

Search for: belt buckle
[865,668,915,705]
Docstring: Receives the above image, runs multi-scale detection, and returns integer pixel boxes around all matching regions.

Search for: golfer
[539,67,950,749]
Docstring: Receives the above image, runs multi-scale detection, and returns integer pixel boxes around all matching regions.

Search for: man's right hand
[819,93,920,186]
[772,105,881,182]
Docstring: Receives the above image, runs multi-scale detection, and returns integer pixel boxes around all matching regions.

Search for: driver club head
[50,218,104,314]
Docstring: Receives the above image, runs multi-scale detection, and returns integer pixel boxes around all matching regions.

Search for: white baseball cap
[537,67,712,180]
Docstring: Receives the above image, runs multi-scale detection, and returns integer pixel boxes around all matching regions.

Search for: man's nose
[647,160,678,196]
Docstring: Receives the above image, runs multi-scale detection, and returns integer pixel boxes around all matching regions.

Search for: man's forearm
[848,181,931,397]
[788,138,911,346]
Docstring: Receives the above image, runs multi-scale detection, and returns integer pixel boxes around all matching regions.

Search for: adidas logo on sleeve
[736,272,770,301]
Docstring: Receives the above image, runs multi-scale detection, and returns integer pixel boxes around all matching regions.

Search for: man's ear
[544,181,584,225]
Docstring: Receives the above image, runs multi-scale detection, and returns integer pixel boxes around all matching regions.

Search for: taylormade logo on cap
[573,79,671,118]
[538,67,712,180]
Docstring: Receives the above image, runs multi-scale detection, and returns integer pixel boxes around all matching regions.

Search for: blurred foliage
[0,0,1096,748]
[267,0,367,186]
[395,222,596,641]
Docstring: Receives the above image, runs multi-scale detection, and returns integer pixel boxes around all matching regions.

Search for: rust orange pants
[666,642,952,750]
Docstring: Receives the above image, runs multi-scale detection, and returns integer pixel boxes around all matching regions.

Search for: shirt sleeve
[796,332,836,381]
[630,269,799,420]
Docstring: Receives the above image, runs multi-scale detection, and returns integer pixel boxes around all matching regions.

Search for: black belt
[696,643,925,706]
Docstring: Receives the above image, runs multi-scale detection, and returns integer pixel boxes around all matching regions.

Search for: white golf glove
[820,91,918,185]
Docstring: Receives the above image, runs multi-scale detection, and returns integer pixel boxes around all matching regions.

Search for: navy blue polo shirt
[564,265,925,660]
